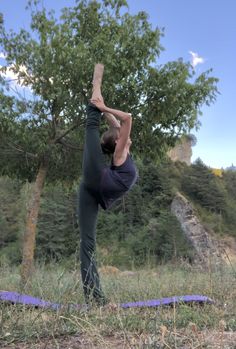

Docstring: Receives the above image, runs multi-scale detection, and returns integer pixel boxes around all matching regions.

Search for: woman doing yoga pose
[78,64,137,306]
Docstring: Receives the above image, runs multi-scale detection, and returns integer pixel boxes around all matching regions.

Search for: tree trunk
[21,161,48,284]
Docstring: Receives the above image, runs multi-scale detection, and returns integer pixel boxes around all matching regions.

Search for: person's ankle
[95,295,109,307]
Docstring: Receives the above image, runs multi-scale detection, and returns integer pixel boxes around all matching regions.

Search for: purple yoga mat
[0,291,214,310]
[0,291,62,310]
[120,295,214,308]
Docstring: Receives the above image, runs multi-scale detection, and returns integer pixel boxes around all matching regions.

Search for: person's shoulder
[112,152,128,167]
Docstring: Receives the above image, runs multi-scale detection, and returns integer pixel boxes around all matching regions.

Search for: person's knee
[87,102,100,116]
[81,236,96,252]
[86,104,101,129]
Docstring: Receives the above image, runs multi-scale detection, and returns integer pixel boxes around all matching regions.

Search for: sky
[0,0,235,169]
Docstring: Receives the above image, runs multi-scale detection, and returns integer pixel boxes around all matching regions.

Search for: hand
[90,97,107,112]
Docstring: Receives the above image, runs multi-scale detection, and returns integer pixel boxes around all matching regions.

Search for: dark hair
[101,127,119,154]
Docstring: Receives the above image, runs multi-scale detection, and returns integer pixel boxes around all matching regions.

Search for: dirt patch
[201,330,236,349]
[1,331,236,349]
[0,334,125,349]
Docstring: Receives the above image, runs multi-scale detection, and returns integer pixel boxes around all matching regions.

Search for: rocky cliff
[167,136,193,165]
[171,192,224,269]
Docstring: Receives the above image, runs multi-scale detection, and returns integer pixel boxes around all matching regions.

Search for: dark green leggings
[78,103,107,305]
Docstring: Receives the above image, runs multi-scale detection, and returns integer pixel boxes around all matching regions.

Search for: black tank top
[99,154,138,209]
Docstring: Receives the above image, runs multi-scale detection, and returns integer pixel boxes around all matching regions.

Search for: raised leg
[92,63,104,100]
[82,63,107,188]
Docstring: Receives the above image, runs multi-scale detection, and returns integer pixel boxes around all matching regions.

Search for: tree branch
[54,120,85,143]
[7,142,38,159]
[58,138,83,151]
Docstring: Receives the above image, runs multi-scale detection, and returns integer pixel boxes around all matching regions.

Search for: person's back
[100,154,137,209]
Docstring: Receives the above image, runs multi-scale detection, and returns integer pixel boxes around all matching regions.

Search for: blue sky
[1,0,235,168]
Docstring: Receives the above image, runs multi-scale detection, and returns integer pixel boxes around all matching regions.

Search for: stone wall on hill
[167,137,193,165]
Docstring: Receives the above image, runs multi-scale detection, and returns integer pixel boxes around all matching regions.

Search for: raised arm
[103,112,120,129]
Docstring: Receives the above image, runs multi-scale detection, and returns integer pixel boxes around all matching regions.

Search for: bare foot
[102,302,119,311]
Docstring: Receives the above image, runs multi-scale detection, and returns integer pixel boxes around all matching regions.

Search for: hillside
[1,158,236,268]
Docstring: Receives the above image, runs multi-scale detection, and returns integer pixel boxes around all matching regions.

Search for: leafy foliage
[1,156,236,267]
[36,183,79,261]
[0,0,224,268]
[182,158,227,214]
[0,0,218,183]
[0,177,22,264]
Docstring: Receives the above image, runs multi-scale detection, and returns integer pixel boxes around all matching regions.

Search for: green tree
[126,211,193,265]
[223,170,236,201]
[0,0,218,281]
[182,158,227,213]
[0,177,22,264]
[221,170,236,235]
[36,184,79,261]
[0,177,21,246]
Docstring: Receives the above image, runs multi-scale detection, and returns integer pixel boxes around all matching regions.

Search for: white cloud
[189,51,204,68]
[0,64,33,95]
[0,52,7,59]
[0,64,30,84]
[0,65,18,81]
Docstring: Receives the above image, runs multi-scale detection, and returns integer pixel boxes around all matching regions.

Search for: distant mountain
[226,164,236,171]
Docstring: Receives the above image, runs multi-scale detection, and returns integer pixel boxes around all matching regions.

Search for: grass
[0,261,236,348]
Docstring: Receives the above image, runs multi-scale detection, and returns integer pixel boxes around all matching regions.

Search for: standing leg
[79,64,107,305]
[78,183,107,305]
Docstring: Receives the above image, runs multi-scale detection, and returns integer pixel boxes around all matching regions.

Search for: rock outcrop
[171,192,224,268]
[167,137,193,165]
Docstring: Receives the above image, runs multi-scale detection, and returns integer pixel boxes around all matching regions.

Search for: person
[78,64,138,306]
